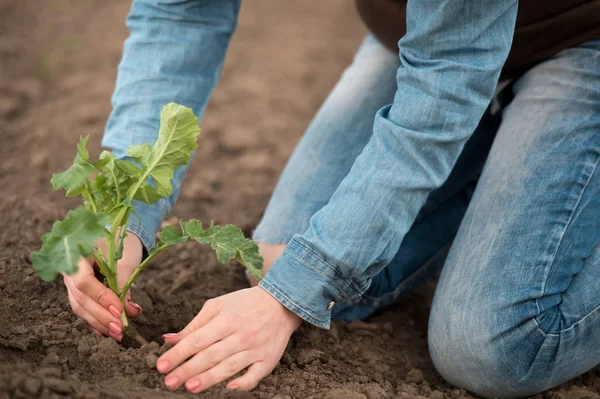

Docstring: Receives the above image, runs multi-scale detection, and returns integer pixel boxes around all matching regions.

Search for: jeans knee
[428,305,548,399]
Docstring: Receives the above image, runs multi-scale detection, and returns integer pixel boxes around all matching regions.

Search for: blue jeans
[254,35,600,398]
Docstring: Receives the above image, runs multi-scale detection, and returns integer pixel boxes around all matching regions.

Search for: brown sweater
[356,0,600,78]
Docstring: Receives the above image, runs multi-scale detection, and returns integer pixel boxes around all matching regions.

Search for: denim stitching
[287,242,363,301]
[286,245,354,301]
[259,280,329,327]
[291,240,365,298]
[540,151,600,295]
[533,300,600,337]
[536,152,600,334]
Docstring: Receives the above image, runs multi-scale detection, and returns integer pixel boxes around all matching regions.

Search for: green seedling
[30,103,263,329]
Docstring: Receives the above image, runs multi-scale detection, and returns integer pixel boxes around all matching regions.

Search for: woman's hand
[157,286,302,393]
[62,233,144,341]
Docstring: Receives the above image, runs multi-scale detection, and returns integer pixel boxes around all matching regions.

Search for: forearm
[262,0,519,328]
[102,0,241,249]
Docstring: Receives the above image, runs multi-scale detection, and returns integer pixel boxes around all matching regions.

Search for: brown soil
[1,1,599,398]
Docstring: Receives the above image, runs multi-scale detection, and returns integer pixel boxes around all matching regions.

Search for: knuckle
[192,337,204,350]
[72,289,85,305]
[188,318,202,332]
[95,289,108,306]
[247,323,260,337]
[203,299,215,309]
[239,332,253,346]
[222,313,239,326]
[224,357,241,374]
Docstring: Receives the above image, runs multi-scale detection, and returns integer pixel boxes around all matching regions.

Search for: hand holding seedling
[157,286,302,393]
[31,103,264,339]
[62,233,143,340]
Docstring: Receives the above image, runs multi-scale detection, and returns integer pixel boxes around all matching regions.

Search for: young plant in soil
[30,103,263,332]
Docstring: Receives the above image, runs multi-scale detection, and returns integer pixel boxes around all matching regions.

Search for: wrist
[258,286,303,331]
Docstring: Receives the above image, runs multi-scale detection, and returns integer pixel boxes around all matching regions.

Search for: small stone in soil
[44,377,72,394]
[40,352,60,367]
[430,390,445,399]
[77,341,91,357]
[19,377,41,395]
[37,367,62,378]
[145,353,158,369]
[405,368,424,384]
[326,388,367,399]
[296,348,324,366]
[449,388,462,398]
[134,372,148,384]
[96,337,119,353]
[362,382,389,399]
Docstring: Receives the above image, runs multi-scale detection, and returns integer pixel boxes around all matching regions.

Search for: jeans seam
[534,300,600,337]
[536,152,600,333]
[259,279,329,327]
[290,240,365,299]
[286,245,356,301]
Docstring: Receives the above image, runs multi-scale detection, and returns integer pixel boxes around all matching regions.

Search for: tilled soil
[1,1,600,398]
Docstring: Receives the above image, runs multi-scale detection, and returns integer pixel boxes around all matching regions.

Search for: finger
[162,333,182,345]
[74,272,123,314]
[65,278,115,335]
[163,334,243,390]
[182,351,253,394]
[121,289,142,317]
[157,316,236,375]
[178,299,220,338]
[161,299,220,344]
[68,291,111,336]
[68,281,122,331]
[125,298,143,317]
[226,361,272,391]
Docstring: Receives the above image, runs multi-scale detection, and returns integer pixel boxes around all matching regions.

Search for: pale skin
[63,234,301,393]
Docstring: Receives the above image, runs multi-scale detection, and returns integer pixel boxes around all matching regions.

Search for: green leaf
[127,103,200,198]
[51,137,97,195]
[155,220,264,279]
[30,207,108,282]
[158,225,188,245]
[133,183,162,205]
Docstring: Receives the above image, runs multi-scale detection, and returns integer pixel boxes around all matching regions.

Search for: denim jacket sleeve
[101,0,241,250]
[260,0,519,329]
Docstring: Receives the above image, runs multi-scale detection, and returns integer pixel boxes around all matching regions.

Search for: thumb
[124,291,143,317]
[117,232,144,317]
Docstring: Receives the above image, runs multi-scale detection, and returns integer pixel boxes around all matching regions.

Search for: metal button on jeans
[327,301,335,311]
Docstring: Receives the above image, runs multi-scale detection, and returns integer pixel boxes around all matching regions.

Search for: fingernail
[186,379,200,391]
[109,321,122,334]
[109,331,122,341]
[108,305,121,319]
[162,333,178,341]
[157,360,170,373]
[129,301,143,314]
[164,375,179,389]
[227,383,238,390]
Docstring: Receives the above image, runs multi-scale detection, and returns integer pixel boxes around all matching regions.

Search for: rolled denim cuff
[259,237,364,329]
